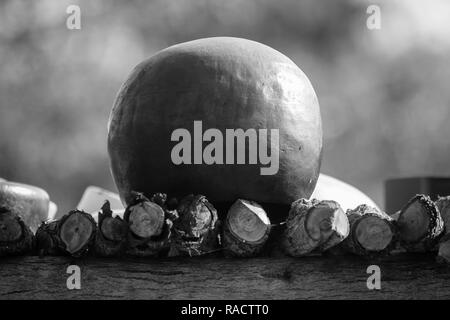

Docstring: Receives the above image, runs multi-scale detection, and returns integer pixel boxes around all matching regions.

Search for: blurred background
[1,0,449,215]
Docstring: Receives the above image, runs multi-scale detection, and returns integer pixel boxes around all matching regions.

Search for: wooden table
[1,254,450,299]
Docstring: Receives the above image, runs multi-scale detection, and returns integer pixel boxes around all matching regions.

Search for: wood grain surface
[1,254,449,299]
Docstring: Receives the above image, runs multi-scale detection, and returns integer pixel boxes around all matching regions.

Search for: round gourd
[108,37,322,212]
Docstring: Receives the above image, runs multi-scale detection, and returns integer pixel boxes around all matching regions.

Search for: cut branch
[436,196,450,234]
[397,194,444,252]
[281,199,349,257]
[169,194,220,257]
[124,192,173,257]
[437,234,450,263]
[94,201,128,257]
[59,210,97,256]
[223,199,271,257]
[0,209,34,257]
[35,220,59,256]
[35,210,97,257]
[342,204,396,257]
[128,201,164,239]
[435,196,450,262]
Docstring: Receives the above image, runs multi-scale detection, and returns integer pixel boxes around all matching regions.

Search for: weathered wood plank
[1,254,450,299]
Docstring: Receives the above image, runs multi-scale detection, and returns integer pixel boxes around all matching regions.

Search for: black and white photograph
[1,0,450,306]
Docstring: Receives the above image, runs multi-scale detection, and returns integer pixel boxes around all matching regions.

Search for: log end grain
[0,209,34,257]
[223,199,271,257]
[397,194,444,252]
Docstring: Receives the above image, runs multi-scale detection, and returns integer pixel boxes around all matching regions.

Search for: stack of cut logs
[2,181,450,262]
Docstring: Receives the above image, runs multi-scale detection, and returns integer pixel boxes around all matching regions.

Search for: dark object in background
[385,177,450,214]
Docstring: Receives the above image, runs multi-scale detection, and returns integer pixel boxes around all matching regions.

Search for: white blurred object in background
[311,174,380,212]
[77,186,125,221]
[47,201,58,220]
